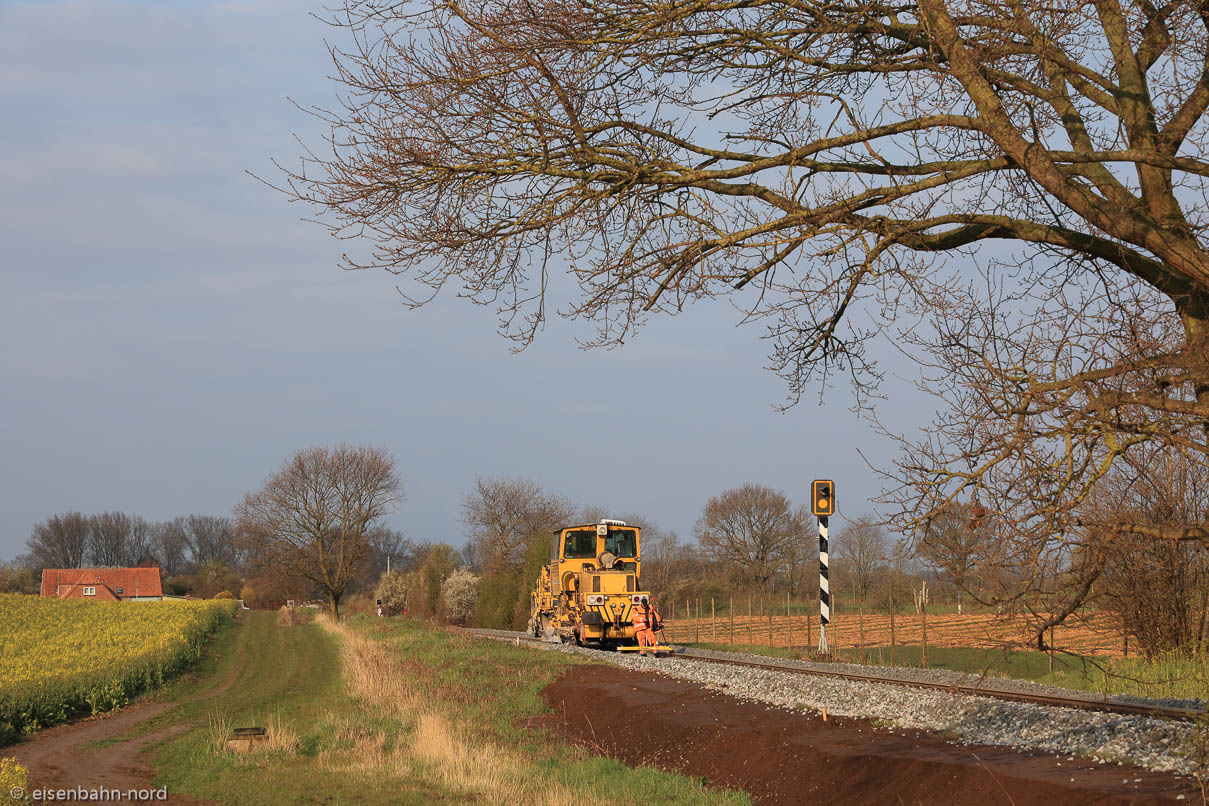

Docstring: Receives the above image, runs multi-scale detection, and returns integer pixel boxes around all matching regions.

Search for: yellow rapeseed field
[0,593,237,744]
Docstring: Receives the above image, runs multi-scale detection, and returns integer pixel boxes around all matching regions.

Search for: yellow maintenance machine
[529,519,659,648]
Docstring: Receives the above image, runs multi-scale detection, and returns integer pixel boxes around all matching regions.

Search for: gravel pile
[469,631,1204,776]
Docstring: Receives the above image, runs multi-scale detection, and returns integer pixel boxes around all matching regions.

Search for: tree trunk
[329,592,341,620]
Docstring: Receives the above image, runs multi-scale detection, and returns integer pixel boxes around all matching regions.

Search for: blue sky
[0,0,929,560]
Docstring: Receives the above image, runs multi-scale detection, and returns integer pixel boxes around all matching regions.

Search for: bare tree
[277,0,1209,603]
[461,477,574,572]
[1084,447,1209,654]
[25,512,91,569]
[834,515,889,607]
[235,445,402,618]
[150,519,191,576]
[917,503,991,614]
[695,484,810,589]
[362,526,412,581]
[88,512,151,568]
[183,515,238,568]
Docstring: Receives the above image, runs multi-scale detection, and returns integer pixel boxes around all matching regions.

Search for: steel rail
[461,628,1204,723]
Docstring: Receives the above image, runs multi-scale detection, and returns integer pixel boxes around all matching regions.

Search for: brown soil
[668,611,1126,656]
[530,663,1199,805]
[6,645,245,805]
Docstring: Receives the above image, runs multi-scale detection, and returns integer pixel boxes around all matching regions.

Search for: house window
[116,587,124,595]
[83,587,96,596]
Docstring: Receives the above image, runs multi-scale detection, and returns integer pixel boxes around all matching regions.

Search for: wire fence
[660,594,1129,660]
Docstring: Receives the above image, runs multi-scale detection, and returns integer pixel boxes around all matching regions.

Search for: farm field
[6,611,1198,804]
[9,610,748,805]
[0,593,237,744]
[664,609,1127,656]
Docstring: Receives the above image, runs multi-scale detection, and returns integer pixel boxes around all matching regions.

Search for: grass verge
[152,612,747,805]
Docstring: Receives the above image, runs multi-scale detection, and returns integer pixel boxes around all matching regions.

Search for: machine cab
[556,519,640,574]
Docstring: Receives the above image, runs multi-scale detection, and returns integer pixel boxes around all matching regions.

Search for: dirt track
[5,646,244,805]
[531,663,1199,805]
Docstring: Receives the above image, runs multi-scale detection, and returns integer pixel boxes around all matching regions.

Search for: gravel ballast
[470,629,1206,777]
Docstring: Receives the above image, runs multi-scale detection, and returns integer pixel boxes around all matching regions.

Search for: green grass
[347,616,747,803]
[684,639,1209,700]
[145,612,747,805]
[153,611,388,805]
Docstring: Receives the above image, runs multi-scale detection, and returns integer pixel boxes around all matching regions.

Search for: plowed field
[665,610,1126,656]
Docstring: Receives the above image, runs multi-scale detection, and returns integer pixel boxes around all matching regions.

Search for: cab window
[563,530,596,559]
[605,529,637,557]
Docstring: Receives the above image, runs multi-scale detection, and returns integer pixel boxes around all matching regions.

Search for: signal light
[812,479,835,517]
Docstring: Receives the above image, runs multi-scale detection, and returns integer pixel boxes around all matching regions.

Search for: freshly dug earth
[531,664,1197,805]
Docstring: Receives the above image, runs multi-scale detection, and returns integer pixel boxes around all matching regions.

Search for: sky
[0,0,935,561]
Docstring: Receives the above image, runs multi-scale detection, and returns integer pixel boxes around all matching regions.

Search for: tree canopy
[281,0,1209,557]
[235,444,402,618]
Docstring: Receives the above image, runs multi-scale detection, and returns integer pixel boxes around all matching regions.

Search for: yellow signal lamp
[812,479,835,517]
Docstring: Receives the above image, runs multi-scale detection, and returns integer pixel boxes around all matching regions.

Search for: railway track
[462,627,1205,723]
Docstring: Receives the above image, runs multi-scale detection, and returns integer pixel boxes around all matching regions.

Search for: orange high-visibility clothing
[632,603,659,652]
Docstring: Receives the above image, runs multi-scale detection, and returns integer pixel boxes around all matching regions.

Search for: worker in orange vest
[631,597,661,656]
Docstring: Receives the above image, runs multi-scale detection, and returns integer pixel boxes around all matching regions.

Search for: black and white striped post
[811,479,835,655]
[818,515,830,654]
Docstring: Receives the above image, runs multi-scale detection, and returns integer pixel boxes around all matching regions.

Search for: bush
[374,570,414,616]
[419,544,461,613]
[214,590,235,599]
[475,571,524,629]
[441,569,480,625]
[343,592,374,618]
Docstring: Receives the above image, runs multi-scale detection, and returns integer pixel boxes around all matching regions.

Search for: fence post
[695,598,701,643]
[729,596,734,644]
[832,580,839,652]
[747,596,753,645]
[1049,625,1055,673]
[889,592,896,667]
[671,596,677,642]
[787,592,792,650]
[921,592,928,669]
[806,597,812,650]
[859,600,866,664]
[711,597,716,642]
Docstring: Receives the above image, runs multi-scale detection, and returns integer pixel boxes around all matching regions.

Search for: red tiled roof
[40,567,163,599]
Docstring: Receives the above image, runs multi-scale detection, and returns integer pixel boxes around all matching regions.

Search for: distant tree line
[8,441,1204,656]
[3,512,245,597]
